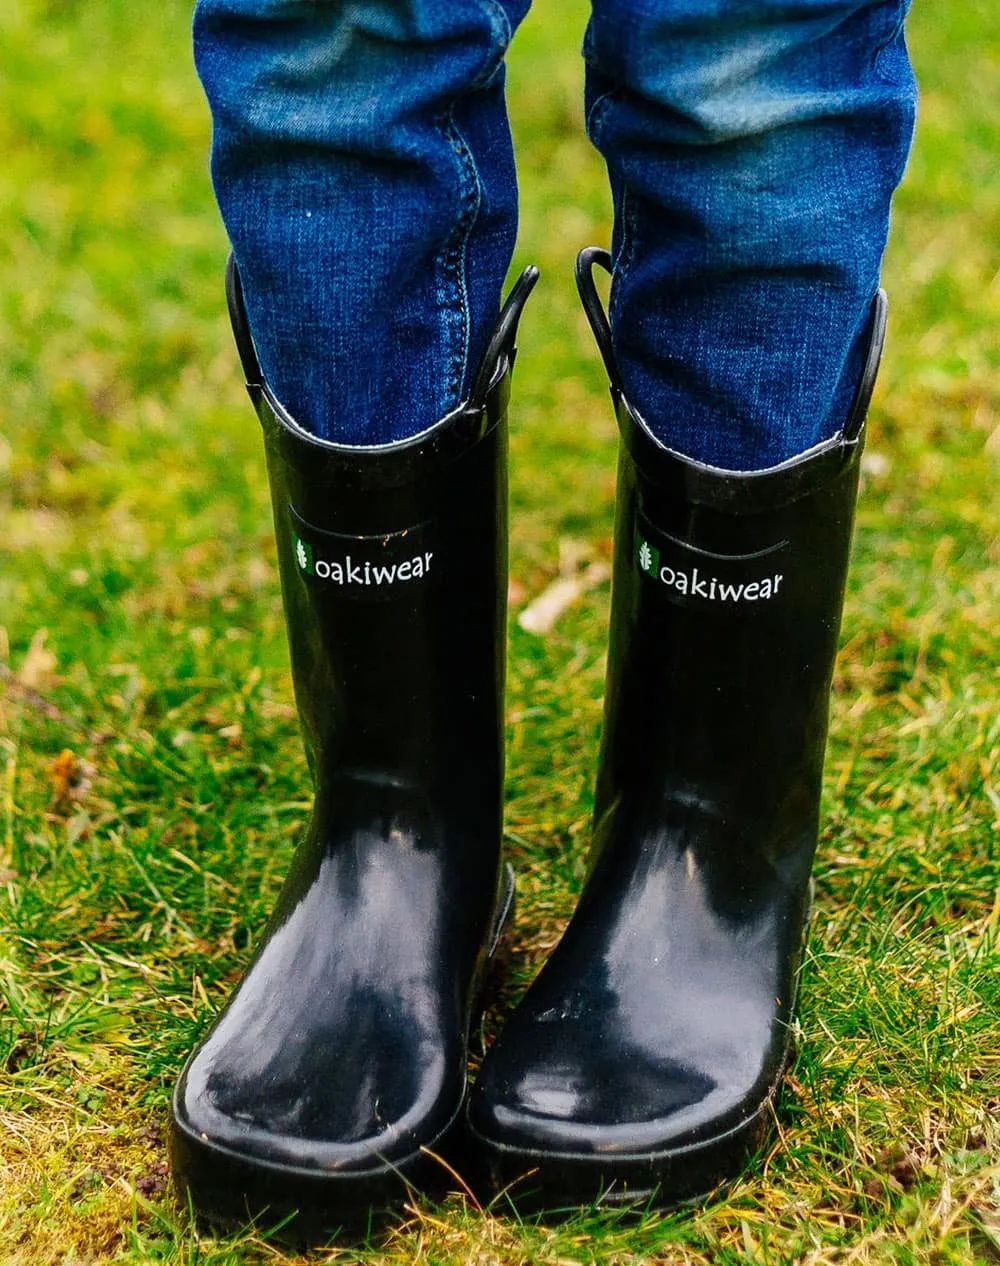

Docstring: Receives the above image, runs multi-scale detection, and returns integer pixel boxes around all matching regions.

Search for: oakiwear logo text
[293,531,433,587]
[637,535,784,603]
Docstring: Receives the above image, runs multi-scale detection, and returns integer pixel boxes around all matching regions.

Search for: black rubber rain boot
[467,248,887,1211]
[170,261,537,1235]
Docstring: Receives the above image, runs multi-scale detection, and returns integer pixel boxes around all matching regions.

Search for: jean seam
[587,85,634,345]
[471,0,511,89]
[585,85,616,147]
[610,182,636,343]
[437,107,482,405]
[429,1,507,404]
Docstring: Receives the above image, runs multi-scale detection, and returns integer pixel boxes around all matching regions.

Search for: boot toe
[472,1034,768,1155]
[173,1045,453,1176]
[468,1005,781,1208]
[171,1045,464,1231]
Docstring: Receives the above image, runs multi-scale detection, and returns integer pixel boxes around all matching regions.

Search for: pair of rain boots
[170,251,887,1233]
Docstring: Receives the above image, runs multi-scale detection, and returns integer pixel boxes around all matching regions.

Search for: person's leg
[468,1,916,1208]
[584,0,916,470]
[173,1,535,1228]
[193,0,528,444]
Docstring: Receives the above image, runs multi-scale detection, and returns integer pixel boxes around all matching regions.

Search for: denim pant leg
[585,0,917,470]
[194,0,528,444]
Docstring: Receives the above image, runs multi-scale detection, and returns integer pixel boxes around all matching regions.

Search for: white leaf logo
[296,538,308,570]
[639,540,653,573]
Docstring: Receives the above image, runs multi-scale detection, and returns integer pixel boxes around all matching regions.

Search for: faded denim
[194,0,915,467]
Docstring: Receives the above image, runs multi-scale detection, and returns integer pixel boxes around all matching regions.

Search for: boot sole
[170,864,517,1240]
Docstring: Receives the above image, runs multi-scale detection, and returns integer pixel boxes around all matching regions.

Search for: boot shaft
[599,408,863,846]
[259,387,509,797]
[224,257,538,805]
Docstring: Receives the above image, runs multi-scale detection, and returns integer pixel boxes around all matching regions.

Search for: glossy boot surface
[467,250,886,1211]
[171,263,537,1235]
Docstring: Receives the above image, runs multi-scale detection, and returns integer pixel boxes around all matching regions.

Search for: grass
[0,0,997,1261]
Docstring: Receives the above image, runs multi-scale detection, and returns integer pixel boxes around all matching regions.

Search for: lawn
[0,0,997,1262]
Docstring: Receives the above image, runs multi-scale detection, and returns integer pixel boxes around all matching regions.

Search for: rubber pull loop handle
[843,288,888,441]
[575,246,622,394]
[470,264,541,406]
[225,253,264,386]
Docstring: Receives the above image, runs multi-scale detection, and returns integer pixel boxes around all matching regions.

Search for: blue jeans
[193,0,915,469]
